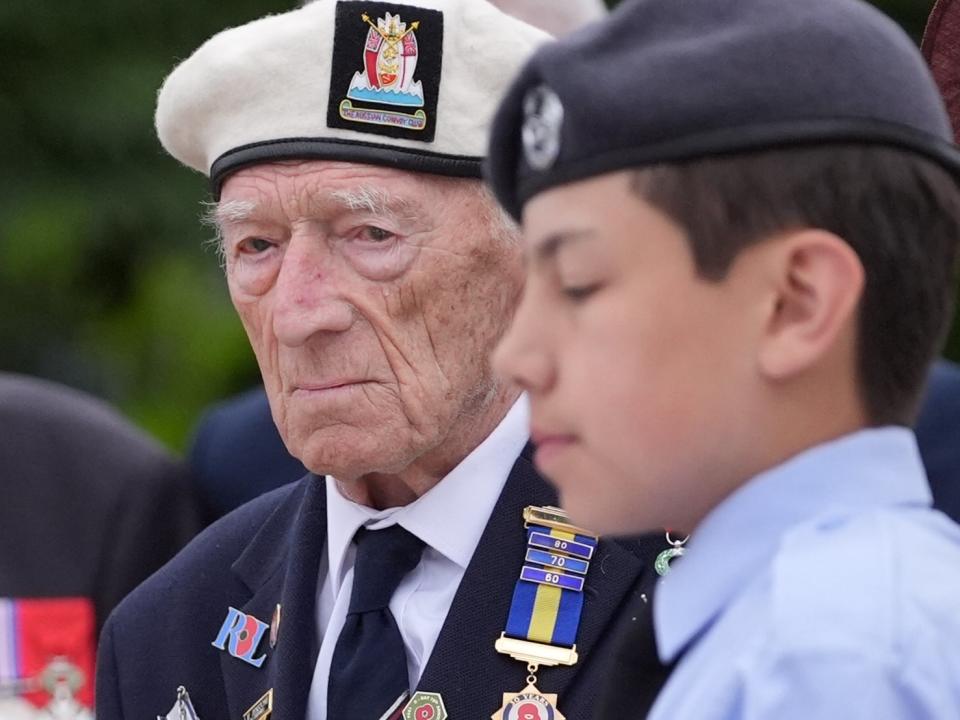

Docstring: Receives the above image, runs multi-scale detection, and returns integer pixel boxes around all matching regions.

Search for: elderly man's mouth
[291,380,373,397]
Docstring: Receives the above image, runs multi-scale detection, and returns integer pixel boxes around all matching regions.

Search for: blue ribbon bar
[525,548,591,575]
[502,512,600,651]
[528,531,595,560]
[520,566,586,593]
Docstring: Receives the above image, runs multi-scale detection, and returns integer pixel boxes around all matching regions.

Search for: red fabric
[923,0,960,140]
[16,598,95,709]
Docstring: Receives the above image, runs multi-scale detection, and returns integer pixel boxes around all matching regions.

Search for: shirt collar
[655,427,932,663]
[325,395,530,593]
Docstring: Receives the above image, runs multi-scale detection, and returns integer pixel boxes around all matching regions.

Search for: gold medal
[491,682,565,720]
[490,506,599,720]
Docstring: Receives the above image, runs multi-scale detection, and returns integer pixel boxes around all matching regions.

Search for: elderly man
[96,1,666,719]
[189,0,608,522]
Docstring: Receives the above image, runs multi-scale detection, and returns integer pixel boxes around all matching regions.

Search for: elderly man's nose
[272,240,354,346]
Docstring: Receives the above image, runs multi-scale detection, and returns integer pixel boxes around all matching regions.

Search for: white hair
[200,199,256,266]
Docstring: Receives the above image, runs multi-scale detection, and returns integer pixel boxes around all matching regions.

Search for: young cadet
[488,0,960,717]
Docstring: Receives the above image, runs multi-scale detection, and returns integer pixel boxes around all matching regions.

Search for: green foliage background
[0,0,955,451]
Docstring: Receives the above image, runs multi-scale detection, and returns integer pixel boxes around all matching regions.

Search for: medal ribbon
[504,525,598,647]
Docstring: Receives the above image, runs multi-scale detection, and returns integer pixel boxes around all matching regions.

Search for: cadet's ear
[757,230,864,381]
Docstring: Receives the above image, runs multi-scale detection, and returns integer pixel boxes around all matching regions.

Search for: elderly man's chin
[276,401,431,480]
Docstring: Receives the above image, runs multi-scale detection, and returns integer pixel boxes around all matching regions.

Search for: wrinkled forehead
[213,158,489,230]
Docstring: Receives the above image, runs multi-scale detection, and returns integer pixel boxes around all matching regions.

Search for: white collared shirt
[306,397,530,720]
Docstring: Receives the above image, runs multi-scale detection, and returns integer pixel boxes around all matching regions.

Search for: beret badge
[522,85,564,171]
[328,2,444,143]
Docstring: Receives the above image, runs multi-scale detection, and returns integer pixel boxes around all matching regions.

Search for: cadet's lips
[531,429,578,470]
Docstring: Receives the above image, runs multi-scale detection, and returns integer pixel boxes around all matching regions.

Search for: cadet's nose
[493,295,556,395]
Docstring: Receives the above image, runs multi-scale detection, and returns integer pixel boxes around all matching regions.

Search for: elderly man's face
[217,161,522,481]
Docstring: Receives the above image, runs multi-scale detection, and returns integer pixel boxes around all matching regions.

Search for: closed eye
[562,283,602,301]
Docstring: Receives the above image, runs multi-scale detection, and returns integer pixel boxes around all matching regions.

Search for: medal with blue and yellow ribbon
[492,506,599,720]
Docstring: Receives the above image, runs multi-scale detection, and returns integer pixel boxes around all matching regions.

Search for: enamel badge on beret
[329,3,444,142]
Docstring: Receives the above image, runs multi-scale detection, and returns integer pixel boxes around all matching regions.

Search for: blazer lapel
[416,446,650,717]
[220,475,328,720]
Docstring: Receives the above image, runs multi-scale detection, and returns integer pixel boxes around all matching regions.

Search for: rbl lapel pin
[211,607,269,668]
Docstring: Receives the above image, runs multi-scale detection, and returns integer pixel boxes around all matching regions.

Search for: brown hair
[632,145,960,425]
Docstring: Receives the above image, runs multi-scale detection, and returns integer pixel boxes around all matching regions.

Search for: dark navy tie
[328,525,426,719]
[597,572,678,717]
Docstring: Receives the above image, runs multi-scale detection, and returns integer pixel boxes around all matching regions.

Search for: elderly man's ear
[753,230,865,382]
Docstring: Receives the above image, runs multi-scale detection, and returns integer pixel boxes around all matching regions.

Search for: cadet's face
[218,161,522,480]
[494,171,758,535]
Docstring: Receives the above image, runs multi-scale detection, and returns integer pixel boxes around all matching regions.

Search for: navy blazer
[917,360,960,521]
[98,445,666,719]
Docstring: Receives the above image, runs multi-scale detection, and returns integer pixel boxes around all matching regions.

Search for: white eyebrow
[328,186,418,219]
[199,199,258,268]
[201,199,258,230]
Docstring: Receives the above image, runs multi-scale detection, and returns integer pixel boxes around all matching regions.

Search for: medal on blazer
[491,506,599,720]
[243,689,273,720]
[158,686,201,720]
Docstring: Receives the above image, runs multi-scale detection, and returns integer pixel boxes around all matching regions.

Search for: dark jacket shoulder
[98,477,313,719]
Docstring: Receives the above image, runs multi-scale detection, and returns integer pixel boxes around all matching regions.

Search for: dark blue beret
[487,0,960,220]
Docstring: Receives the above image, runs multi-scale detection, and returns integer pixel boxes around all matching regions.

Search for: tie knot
[348,525,425,613]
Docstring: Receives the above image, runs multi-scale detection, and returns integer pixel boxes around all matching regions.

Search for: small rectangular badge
[328,1,443,142]
[528,532,595,560]
[525,548,590,576]
[520,566,585,593]
[243,689,273,720]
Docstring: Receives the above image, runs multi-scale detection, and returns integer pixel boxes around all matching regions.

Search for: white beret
[155,0,550,196]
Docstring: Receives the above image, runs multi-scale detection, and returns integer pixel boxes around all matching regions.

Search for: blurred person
[488,0,960,717]
[918,0,960,523]
[918,361,960,517]
[189,0,609,522]
[189,387,306,521]
[96,2,668,719]
[0,373,201,718]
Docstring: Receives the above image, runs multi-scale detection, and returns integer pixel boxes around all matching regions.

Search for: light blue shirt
[652,428,960,719]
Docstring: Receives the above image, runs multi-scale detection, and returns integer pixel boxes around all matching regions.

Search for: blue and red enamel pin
[212,607,270,668]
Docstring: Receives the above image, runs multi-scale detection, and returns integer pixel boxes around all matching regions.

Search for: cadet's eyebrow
[533,229,596,264]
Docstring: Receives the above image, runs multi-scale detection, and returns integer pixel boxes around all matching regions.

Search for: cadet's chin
[552,472,662,538]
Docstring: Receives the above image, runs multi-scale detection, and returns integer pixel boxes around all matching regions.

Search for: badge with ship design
[328,2,444,142]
